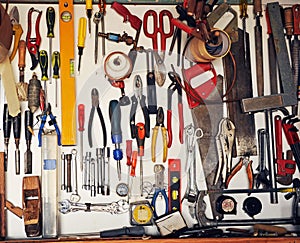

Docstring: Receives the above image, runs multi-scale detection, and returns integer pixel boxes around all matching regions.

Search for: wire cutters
[88,88,107,148]
[129,75,150,139]
[167,69,184,148]
[225,157,254,189]
[151,107,168,162]
[38,103,61,147]
[26,7,42,70]
[151,164,168,218]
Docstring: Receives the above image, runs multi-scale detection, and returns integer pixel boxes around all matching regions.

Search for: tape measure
[129,201,154,226]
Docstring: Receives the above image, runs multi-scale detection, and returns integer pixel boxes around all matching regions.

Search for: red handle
[274,115,283,159]
[167,109,172,148]
[171,18,194,35]
[143,10,158,50]
[265,7,272,35]
[293,4,300,35]
[136,122,145,156]
[78,104,85,132]
[126,140,133,166]
[160,10,174,51]
[130,151,138,176]
[111,2,142,31]
[178,103,184,144]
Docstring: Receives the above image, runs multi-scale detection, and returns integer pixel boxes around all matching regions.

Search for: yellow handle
[151,126,159,162]
[86,0,93,10]
[161,127,168,162]
[9,24,23,62]
[78,17,87,48]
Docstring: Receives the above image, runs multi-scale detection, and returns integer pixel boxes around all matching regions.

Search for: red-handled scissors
[143,10,174,56]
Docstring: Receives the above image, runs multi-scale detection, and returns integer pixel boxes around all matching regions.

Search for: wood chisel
[59,0,76,145]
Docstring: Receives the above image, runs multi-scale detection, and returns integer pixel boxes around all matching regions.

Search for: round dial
[116,183,129,197]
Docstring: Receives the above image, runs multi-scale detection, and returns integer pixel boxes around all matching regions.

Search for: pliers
[151,107,168,162]
[151,164,168,218]
[225,157,254,189]
[129,75,150,138]
[38,103,61,147]
[88,88,107,148]
[167,70,184,148]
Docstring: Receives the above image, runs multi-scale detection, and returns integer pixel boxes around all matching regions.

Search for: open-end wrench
[70,149,80,202]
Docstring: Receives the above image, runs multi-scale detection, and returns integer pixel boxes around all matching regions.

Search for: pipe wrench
[26,8,42,70]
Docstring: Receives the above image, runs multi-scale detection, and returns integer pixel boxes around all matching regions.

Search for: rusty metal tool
[292,5,300,108]
[66,153,72,192]
[9,6,23,62]
[253,0,264,97]
[24,110,33,174]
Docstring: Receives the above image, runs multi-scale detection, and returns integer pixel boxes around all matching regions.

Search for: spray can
[41,131,58,238]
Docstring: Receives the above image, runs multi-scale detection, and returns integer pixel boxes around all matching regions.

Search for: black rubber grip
[100,226,145,238]
[3,104,12,139]
[12,112,21,139]
[109,100,121,136]
[24,110,33,141]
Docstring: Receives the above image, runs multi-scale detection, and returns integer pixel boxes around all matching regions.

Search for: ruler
[59,0,76,145]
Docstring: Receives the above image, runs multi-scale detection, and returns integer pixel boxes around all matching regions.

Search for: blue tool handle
[38,115,47,147]
[151,189,169,218]
[113,148,123,161]
[109,100,122,138]
[49,113,62,146]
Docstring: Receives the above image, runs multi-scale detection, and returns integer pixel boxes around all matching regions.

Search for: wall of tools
[1,0,300,240]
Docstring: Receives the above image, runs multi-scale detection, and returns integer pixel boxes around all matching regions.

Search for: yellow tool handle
[239,0,248,18]
[161,127,168,162]
[151,126,159,162]
[86,0,92,11]
[78,17,87,48]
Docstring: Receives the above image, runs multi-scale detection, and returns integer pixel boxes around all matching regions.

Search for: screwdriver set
[1,0,300,241]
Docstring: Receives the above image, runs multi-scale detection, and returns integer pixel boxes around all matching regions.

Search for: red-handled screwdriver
[135,122,145,196]
[78,104,85,171]
[126,139,133,188]
[129,150,137,199]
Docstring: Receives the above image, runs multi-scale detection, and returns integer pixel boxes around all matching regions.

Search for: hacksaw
[59,0,76,145]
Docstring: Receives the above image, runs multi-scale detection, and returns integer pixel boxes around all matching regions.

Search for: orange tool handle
[111,2,142,31]
[293,4,300,35]
[225,158,243,189]
[126,140,133,166]
[136,122,145,157]
[130,151,138,176]
[78,104,85,132]
[265,7,272,35]
[246,160,254,190]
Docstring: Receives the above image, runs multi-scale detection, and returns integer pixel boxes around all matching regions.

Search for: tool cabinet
[1,0,300,241]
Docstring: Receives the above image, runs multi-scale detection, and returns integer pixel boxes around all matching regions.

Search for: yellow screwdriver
[77,17,87,73]
[86,0,93,37]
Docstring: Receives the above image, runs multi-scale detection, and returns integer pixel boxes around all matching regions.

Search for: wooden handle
[284,7,293,37]
[18,40,26,69]
[253,0,262,16]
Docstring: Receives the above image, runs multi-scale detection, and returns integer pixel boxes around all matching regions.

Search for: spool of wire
[28,73,42,113]
[104,52,132,81]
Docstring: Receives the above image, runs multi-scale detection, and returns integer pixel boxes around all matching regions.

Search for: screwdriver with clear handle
[46,7,55,81]
[78,104,85,171]
[77,17,87,73]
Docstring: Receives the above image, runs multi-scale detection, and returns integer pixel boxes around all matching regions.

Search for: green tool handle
[46,7,55,38]
[39,50,48,81]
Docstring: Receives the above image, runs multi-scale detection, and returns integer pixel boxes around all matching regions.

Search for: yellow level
[59,0,76,145]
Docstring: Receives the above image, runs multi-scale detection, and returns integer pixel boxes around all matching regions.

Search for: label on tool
[168,159,181,213]
[43,159,56,170]
[130,201,153,225]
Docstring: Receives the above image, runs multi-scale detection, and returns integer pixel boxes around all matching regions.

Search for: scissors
[143,10,174,86]
[143,10,174,58]
[184,124,203,172]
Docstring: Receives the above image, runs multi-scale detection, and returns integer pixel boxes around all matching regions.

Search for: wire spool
[185,28,231,63]
[104,51,133,81]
